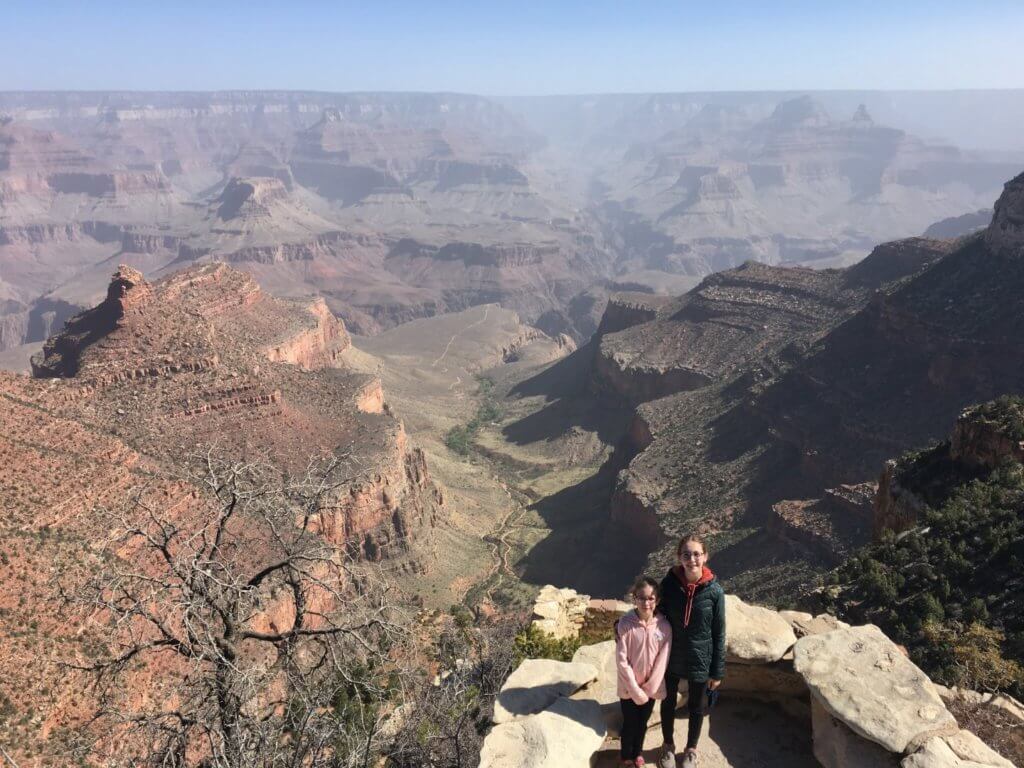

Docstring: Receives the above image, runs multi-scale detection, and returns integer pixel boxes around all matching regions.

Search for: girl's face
[633,584,657,620]
[678,543,706,579]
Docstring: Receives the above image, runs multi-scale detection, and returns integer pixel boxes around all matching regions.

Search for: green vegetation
[512,624,581,664]
[825,404,1024,695]
[444,376,505,456]
[969,395,1024,443]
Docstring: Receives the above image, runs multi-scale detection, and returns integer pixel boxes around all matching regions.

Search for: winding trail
[431,305,491,369]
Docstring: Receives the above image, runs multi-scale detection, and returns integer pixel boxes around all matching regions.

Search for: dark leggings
[620,697,656,760]
[660,675,708,750]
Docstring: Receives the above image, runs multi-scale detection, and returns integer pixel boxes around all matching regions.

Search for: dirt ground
[592,697,817,768]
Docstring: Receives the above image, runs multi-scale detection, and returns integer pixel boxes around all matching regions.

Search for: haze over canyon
[3,85,1024,766]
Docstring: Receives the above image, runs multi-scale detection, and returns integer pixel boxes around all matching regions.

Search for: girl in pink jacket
[616,577,672,767]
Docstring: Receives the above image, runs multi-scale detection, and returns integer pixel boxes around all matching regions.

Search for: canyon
[1,90,1020,366]
[2,88,1024,763]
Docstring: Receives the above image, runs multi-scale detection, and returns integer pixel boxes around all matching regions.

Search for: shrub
[512,624,581,664]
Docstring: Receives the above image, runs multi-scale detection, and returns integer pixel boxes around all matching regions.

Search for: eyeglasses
[681,551,704,560]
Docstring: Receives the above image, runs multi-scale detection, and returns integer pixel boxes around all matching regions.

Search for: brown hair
[629,576,660,601]
[676,534,708,558]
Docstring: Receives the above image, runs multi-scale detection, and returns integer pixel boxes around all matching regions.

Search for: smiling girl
[615,576,672,767]
[657,535,726,768]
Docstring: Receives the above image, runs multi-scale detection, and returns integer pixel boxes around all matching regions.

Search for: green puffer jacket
[658,566,726,682]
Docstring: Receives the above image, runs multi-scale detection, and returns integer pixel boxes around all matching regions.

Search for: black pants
[661,675,708,750]
[620,697,656,760]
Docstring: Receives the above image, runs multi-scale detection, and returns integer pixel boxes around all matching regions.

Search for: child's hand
[708,679,721,690]
[633,691,649,706]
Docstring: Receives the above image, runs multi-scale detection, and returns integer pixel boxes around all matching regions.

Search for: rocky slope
[508,171,1024,602]
[29,262,444,561]
[0,261,450,762]
[825,397,1024,700]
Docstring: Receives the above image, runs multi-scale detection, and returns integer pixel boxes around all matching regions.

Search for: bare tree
[62,450,408,768]
[386,618,520,768]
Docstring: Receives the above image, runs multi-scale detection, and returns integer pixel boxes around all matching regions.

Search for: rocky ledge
[482,592,1020,768]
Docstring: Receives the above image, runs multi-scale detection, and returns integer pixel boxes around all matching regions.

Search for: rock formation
[548,172,1024,602]
[482,591,1020,768]
[0,261,451,763]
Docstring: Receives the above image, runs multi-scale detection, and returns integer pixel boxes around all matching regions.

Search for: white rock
[480,696,606,768]
[493,658,598,724]
[794,624,958,753]
[811,697,900,768]
[725,594,798,663]
[943,730,1015,768]
[901,735,1003,768]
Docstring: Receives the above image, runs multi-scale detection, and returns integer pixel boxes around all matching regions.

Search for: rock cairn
[484,592,1020,768]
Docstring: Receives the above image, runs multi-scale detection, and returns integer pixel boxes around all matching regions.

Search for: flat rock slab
[726,595,797,663]
[592,694,819,768]
[480,696,606,768]
[794,624,957,753]
[493,658,598,724]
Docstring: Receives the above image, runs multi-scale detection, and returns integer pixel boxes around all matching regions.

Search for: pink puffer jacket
[615,610,672,705]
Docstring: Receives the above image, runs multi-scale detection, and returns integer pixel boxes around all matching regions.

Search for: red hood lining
[671,564,715,586]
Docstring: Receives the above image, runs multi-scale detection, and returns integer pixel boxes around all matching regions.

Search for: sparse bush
[512,624,581,664]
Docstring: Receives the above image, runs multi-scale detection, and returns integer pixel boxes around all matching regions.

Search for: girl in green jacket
[657,535,726,768]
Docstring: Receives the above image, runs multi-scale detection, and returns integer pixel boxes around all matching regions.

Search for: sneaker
[635,758,646,768]
[658,746,676,768]
[681,749,698,766]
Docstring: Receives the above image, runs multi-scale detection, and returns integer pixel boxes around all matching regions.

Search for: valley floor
[353,304,639,609]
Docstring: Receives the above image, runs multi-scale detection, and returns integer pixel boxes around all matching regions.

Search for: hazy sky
[3,0,1023,94]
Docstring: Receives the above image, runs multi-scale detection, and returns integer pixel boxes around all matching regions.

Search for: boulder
[725,594,797,663]
[480,696,606,768]
[902,736,991,768]
[781,610,851,638]
[532,585,590,640]
[943,730,1015,767]
[794,624,958,753]
[570,641,623,734]
[811,697,900,768]
[493,658,598,724]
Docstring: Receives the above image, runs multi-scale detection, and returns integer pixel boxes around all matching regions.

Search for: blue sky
[2,0,1022,93]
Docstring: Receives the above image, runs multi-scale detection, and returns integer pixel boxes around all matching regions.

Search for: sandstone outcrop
[531,584,590,640]
[0,261,449,764]
[486,590,1014,768]
[793,624,958,753]
[480,696,606,768]
[492,659,598,723]
[28,263,442,562]
[725,594,798,663]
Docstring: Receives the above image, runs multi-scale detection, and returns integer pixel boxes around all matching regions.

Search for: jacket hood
[669,564,716,587]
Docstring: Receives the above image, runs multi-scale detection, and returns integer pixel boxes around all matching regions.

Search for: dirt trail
[431,304,491,369]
